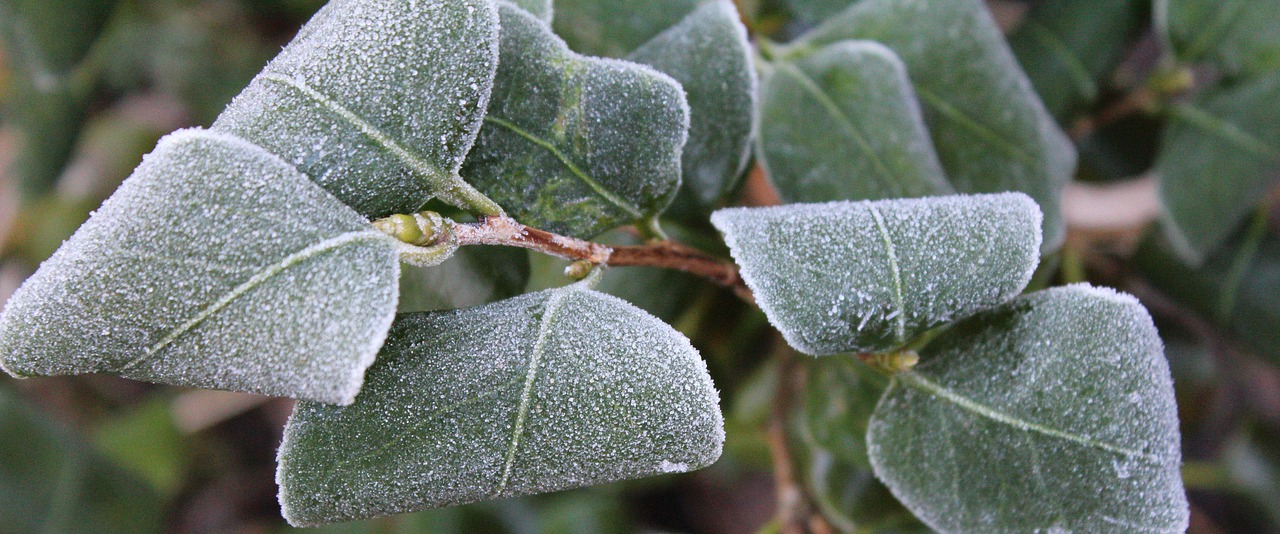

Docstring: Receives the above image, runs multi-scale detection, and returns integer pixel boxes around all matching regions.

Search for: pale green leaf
[1009,0,1147,122]
[461,3,688,238]
[277,285,723,525]
[868,285,1188,533]
[1156,71,1280,264]
[781,0,859,26]
[0,129,406,405]
[787,0,1076,252]
[0,387,164,534]
[398,246,530,313]
[627,0,757,214]
[712,193,1042,355]
[211,0,502,218]
[758,40,952,204]
[510,0,553,22]
[551,0,706,58]
[1162,0,1280,78]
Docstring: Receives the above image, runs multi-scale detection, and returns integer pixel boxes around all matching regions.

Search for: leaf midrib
[868,205,907,343]
[895,371,1162,462]
[915,86,1039,167]
[118,230,388,371]
[482,115,645,218]
[775,62,906,190]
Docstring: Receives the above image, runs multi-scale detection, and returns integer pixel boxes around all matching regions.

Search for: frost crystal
[0,129,401,405]
[278,285,723,526]
[712,192,1042,355]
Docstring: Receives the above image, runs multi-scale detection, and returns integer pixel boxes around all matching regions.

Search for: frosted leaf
[867,284,1189,533]
[509,0,553,22]
[277,285,723,526]
[712,193,1042,355]
[212,0,501,218]
[627,1,757,215]
[551,0,706,59]
[460,3,689,238]
[757,40,952,204]
[1156,72,1280,265]
[780,0,857,25]
[790,0,1076,252]
[1164,0,1280,79]
[0,129,401,405]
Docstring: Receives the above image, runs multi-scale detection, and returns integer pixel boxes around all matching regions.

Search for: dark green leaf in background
[1162,0,1280,79]
[0,387,164,534]
[757,40,952,204]
[551,0,706,59]
[461,3,688,238]
[787,0,1076,252]
[277,284,723,525]
[212,0,502,218]
[780,0,858,27]
[713,193,1042,355]
[0,129,406,405]
[511,0,553,22]
[1156,71,1280,264]
[398,246,531,313]
[868,285,1188,532]
[628,0,757,216]
[1008,0,1148,123]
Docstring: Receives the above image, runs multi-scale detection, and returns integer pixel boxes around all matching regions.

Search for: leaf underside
[758,40,952,204]
[212,0,501,218]
[0,129,401,405]
[869,284,1188,533]
[793,0,1076,252]
[712,192,1042,355]
[277,285,723,526]
[461,3,688,238]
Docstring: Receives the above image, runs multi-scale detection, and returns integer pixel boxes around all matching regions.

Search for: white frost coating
[867,284,1188,533]
[459,3,689,238]
[712,192,1042,355]
[277,285,724,526]
[212,0,501,217]
[0,128,401,405]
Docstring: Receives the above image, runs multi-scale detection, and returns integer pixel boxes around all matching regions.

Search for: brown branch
[448,215,752,300]
[766,347,806,534]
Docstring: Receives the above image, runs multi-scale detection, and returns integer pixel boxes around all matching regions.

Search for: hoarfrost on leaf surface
[0,128,401,405]
[461,2,689,238]
[712,192,1042,356]
[867,284,1189,533]
[791,0,1076,253]
[212,0,501,218]
[277,285,724,526]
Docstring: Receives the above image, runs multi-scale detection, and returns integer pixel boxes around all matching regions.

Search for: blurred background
[1,0,1278,532]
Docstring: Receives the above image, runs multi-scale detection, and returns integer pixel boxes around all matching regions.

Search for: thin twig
[766,347,807,534]
[447,215,752,300]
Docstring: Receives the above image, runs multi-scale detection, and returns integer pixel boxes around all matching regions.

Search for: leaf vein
[119,230,387,371]
[898,372,1162,462]
[868,206,907,343]
[495,287,572,494]
[915,87,1038,166]
[482,115,644,218]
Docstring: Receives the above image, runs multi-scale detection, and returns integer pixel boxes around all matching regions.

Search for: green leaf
[627,0,757,215]
[460,3,688,238]
[1136,224,1280,364]
[0,129,410,405]
[788,0,1076,252]
[0,387,164,533]
[510,0,553,22]
[551,0,706,59]
[711,193,1042,355]
[757,41,952,204]
[277,285,723,525]
[0,0,120,77]
[1156,71,1280,264]
[211,0,502,218]
[868,285,1188,533]
[1008,0,1147,122]
[781,0,859,26]
[398,246,530,313]
[1162,0,1280,78]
